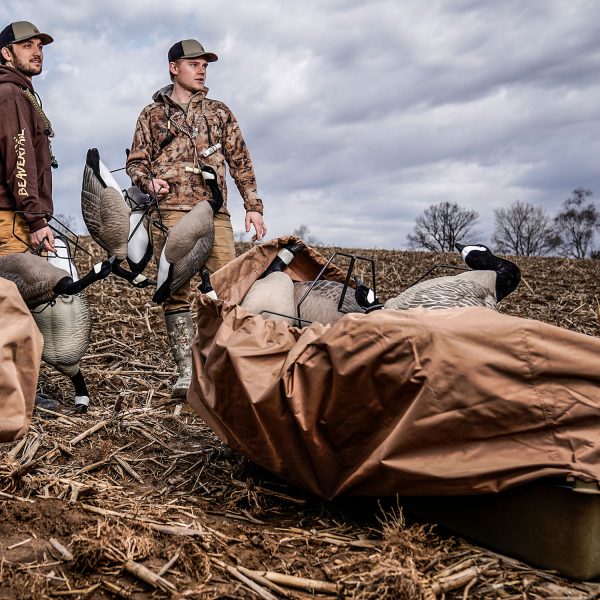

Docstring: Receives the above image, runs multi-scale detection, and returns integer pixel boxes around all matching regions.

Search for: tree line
[407,188,600,258]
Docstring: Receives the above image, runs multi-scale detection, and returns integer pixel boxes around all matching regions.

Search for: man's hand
[245,211,267,242]
[30,226,55,253]
[147,178,170,199]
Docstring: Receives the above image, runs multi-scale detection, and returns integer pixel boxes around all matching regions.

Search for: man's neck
[5,64,32,83]
[170,84,195,105]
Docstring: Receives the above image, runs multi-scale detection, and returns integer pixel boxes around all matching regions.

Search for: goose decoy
[81,148,154,288]
[153,165,224,304]
[28,236,99,413]
[294,279,367,325]
[241,271,296,324]
[0,248,112,309]
[123,185,155,274]
[384,243,521,311]
[198,268,217,300]
[239,242,304,324]
[353,275,382,311]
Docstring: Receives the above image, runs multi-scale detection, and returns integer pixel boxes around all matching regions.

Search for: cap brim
[185,51,218,62]
[14,32,53,45]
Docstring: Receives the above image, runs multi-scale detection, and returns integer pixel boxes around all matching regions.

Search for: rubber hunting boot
[164,311,194,398]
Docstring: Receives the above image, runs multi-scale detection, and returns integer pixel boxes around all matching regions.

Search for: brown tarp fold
[188,237,600,499]
[0,278,42,442]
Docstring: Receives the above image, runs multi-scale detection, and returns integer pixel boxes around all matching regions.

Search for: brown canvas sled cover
[0,278,42,442]
[188,237,600,499]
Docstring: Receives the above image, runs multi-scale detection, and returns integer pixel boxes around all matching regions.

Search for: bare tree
[407,201,479,252]
[553,188,599,258]
[292,224,321,246]
[492,201,558,256]
[51,213,79,236]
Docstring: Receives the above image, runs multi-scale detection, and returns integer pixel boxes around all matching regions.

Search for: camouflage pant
[151,210,235,313]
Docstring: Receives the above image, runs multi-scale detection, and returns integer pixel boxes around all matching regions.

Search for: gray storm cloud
[2,0,599,249]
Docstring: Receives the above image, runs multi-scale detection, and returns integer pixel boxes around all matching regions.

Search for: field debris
[1,241,600,598]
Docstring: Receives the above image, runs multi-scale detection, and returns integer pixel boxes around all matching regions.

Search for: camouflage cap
[168,39,218,63]
[0,21,54,50]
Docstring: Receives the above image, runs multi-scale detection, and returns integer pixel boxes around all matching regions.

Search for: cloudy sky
[3,0,600,249]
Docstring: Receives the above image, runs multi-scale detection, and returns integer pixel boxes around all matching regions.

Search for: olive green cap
[168,39,218,63]
[0,21,54,50]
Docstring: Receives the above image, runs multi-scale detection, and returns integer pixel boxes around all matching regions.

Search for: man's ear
[169,61,178,79]
[1,46,13,64]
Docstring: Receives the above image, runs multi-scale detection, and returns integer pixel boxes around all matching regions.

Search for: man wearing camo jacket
[126,38,267,398]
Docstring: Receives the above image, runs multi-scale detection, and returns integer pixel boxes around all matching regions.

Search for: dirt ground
[1,241,600,599]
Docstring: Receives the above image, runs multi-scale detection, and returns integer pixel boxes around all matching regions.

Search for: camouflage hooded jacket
[126,85,263,216]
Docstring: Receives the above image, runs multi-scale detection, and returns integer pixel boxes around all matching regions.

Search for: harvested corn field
[1,239,600,599]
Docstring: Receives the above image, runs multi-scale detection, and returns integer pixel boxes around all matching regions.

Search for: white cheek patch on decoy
[128,212,150,263]
[74,395,90,407]
[461,245,487,260]
[278,248,295,265]
[98,158,123,192]
[157,247,171,289]
[132,274,147,285]
[47,240,79,281]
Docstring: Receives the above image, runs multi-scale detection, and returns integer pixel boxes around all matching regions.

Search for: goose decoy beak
[455,243,465,252]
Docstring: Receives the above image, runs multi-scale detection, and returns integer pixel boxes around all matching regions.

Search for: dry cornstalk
[20,436,42,463]
[49,582,102,596]
[259,570,338,595]
[0,490,35,503]
[123,559,177,593]
[157,550,180,577]
[48,537,73,561]
[114,456,144,483]
[69,419,111,446]
[212,559,278,600]
[149,523,212,538]
[101,579,133,599]
[236,565,293,598]
[433,558,476,580]
[431,565,487,595]
[6,436,28,460]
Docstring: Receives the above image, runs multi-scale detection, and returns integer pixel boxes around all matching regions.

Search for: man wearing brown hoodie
[0,21,57,411]
[0,21,56,256]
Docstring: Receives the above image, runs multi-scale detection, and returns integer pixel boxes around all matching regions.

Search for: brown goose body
[81,151,131,259]
[384,270,498,310]
[153,201,215,303]
[294,280,364,325]
[241,271,296,324]
[32,292,92,378]
[384,244,521,311]
[0,253,70,308]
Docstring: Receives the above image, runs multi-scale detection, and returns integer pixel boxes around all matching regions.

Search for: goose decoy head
[259,241,306,279]
[353,275,382,311]
[455,243,495,270]
[455,242,521,301]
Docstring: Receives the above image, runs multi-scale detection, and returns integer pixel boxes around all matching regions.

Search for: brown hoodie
[0,66,53,233]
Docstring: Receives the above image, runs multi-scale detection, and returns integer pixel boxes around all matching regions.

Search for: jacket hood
[152,83,209,105]
[0,65,34,92]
